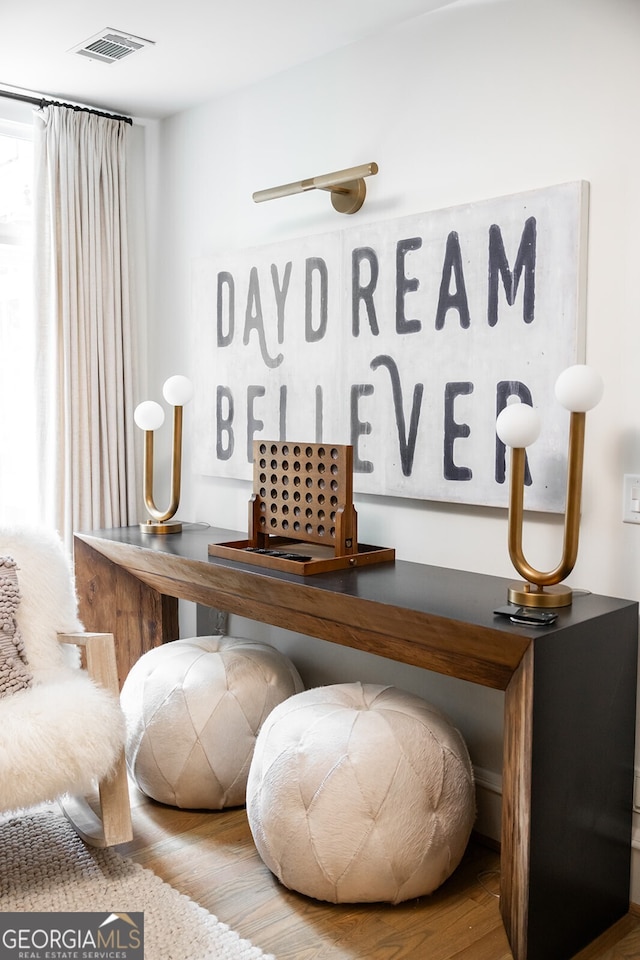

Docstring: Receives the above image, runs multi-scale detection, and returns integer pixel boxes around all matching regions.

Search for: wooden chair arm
[58,632,120,696]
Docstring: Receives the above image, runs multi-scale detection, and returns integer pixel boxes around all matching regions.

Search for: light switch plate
[622,474,640,524]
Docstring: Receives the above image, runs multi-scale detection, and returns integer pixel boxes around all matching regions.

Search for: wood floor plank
[570,914,640,960]
[118,787,639,960]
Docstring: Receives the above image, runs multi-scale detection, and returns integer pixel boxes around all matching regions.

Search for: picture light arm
[253,162,378,214]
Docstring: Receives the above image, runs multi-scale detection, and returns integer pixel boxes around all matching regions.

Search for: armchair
[0,526,132,846]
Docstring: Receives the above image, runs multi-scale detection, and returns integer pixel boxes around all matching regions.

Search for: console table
[73,525,638,960]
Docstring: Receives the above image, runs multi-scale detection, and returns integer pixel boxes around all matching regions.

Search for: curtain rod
[0,88,133,125]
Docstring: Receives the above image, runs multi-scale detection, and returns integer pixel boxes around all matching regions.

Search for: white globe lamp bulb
[496,402,541,449]
[134,400,165,432]
[554,365,603,412]
[163,375,194,407]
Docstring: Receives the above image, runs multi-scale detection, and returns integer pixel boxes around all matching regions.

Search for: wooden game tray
[208,537,395,576]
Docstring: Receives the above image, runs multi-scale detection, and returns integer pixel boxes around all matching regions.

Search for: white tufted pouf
[246,682,475,904]
[121,635,304,809]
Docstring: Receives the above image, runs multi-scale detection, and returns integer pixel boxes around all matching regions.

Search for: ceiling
[0,0,462,121]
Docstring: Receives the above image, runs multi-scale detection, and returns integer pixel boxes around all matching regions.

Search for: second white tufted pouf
[246,682,475,904]
[121,635,304,809]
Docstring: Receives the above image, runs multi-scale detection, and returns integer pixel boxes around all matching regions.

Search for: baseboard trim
[471,829,500,852]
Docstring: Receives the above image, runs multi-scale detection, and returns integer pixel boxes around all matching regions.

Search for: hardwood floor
[119,785,640,960]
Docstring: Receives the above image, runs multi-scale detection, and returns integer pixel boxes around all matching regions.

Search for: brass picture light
[253,162,378,214]
[495,365,603,608]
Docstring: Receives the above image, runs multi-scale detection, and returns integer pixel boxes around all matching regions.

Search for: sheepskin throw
[0,556,32,698]
[0,526,82,675]
[0,526,126,814]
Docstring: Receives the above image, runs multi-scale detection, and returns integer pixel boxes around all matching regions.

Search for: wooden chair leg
[60,753,133,847]
[58,631,133,847]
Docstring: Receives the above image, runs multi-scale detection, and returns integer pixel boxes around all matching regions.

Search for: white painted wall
[141,0,640,894]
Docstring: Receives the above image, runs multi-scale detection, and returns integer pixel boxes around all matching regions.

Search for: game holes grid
[254,442,349,542]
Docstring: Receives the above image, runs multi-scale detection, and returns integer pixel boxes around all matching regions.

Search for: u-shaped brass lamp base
[505,412,585,609]
[139,405,184,535]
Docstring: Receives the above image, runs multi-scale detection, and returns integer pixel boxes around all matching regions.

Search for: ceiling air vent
[69,29,155,65]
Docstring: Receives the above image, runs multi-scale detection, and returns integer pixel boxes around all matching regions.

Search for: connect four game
[208,441,395,575]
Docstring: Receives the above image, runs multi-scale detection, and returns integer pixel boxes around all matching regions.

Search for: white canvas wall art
[193,181,588,512]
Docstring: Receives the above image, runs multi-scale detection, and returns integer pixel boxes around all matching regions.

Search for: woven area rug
[0,808,276,960]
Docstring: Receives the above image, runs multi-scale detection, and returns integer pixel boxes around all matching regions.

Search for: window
[0,118,37,524]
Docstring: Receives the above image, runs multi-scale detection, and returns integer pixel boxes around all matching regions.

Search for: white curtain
[33,105,137,546]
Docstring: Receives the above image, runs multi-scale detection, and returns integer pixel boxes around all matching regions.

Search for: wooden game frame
[208,441,395,575]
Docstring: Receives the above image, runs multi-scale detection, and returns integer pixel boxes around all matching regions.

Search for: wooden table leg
[73,535,180,688]
[501,646,534,960]
[501,608,637,960]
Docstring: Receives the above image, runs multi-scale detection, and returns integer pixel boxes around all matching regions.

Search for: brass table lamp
[134,375,193,534]
[496,365,603,608]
